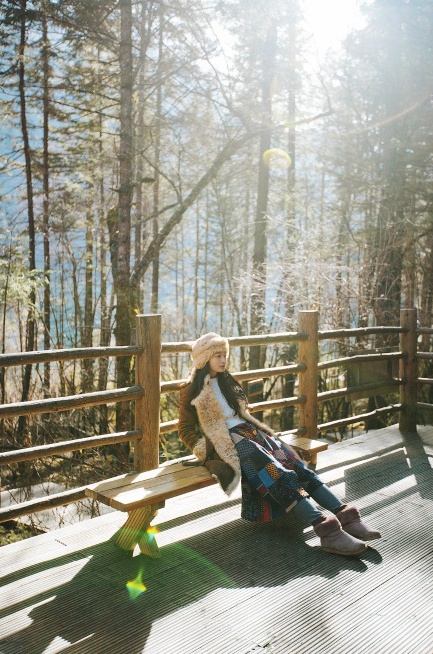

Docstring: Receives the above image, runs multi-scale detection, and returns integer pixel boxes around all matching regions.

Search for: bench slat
[86,465,216,511]
[86,460,191,495]
[96,466,213,503]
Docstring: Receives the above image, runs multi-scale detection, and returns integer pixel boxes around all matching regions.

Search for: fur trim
[335,506,360,525]
[313,515,341,537]
[191,374,241,495]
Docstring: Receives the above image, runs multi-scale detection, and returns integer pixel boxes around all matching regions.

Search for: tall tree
[150,1,163,314]
[113,0,134,458]
[17,0,37,440]
[41,0,51,395]
[250,16,278,370]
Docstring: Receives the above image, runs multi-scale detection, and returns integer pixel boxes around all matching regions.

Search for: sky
[212,0,367,75]
[302,0,367,57]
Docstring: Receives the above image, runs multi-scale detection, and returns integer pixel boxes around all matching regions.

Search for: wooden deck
[1,423,433,654]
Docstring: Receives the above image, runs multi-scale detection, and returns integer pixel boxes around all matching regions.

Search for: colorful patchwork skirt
[229,422,323,522]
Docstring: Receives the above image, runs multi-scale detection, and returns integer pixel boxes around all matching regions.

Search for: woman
[179,332,381,556]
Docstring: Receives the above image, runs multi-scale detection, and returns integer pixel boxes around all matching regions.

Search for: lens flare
[126,569,147,600]
[263,148,292,169]
[146,526,159,535]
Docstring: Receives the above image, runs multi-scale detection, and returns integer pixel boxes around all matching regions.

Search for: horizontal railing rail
[318,351,403,371]
[0,487,88,523]
[416,402,433,412]
[416,352,433,360]
[0,345,142,368]
[0,430,142,465]
[318,326,407,339]
[418,378,433,385]
[318,404,402,432]
[318,379,402,403]
[0,386,143,419]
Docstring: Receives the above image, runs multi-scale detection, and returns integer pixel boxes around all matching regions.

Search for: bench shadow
[0,509,379,654]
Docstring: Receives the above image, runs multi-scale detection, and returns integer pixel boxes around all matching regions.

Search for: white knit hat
[191,332,229,370]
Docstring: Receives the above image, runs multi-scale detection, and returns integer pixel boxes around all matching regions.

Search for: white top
[210,377,245,429]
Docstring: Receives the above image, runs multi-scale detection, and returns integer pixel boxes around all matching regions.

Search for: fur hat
[191,332,229,370]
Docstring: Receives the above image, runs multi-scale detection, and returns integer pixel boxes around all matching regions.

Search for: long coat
[178,375,310,518]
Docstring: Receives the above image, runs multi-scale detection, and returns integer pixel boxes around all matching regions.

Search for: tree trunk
[193,202,200,333]
[42,0,51,396]
[372,10,406,344]
[58,265,66,397]
[0,242,12,449]
[249,19,277,377]
[134,1,154,314]
[151,2,163,314]
[203,192,210,327]
[114,0,134,464]
[281,13,297,430]
[17,0,37,442]
[82,209,94,392]
[98,107,110,432]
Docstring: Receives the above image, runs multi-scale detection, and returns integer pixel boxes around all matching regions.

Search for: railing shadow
[400,429,433,500]
[343,430,433,504]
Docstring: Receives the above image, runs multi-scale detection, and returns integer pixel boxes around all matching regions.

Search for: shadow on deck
[1,424,433,654]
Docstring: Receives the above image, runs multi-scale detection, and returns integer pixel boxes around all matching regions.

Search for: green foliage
[0,236,47,320]
[0,521,43,546]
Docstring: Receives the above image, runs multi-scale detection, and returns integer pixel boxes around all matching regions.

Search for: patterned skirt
[229,422,323,522]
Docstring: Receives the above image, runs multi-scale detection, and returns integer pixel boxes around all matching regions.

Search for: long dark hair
[190,363,246,413]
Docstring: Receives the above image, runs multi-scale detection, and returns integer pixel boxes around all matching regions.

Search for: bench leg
[309,453,318,471]
[115,505,161,558]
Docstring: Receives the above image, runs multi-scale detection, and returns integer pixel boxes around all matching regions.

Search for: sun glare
[212,1,366,74]
[303,0,367,58]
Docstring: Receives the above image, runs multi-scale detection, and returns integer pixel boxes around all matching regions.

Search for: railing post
[399,308,418,434]
[134,314,161,471]
[298,310,319,439]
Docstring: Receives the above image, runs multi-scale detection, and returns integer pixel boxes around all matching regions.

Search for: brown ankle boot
[336,506,381,541]
[314,515,367,556]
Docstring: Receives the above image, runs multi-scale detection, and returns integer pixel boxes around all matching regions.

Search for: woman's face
[208,351,227,376]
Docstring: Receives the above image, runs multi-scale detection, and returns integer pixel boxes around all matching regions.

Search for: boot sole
[321,544,367,556]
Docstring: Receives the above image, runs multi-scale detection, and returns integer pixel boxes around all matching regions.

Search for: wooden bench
[85,435,328,558]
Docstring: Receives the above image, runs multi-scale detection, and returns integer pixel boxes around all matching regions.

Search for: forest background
[1,0,433,527]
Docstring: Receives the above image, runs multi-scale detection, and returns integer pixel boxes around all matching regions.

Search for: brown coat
[178,375,301,496]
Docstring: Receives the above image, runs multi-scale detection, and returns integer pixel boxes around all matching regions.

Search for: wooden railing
[0,308,426,523]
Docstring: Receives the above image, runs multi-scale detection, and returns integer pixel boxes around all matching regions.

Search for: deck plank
[1,424,433,654]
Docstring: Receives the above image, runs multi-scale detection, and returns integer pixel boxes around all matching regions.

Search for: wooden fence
[0,308,429,524]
